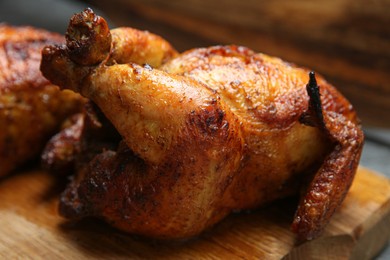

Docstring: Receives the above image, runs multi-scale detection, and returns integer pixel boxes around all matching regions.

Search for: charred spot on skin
[187,96,227,133]
[203,106,227,133]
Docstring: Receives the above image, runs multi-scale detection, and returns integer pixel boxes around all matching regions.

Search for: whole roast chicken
[40,9,364,241]
[0,24,85,177]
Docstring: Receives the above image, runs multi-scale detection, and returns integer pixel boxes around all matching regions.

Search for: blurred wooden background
[87,0,390,128]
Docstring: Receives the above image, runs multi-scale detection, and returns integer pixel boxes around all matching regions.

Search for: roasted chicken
[40,9,364,241]
[0,25,85,177]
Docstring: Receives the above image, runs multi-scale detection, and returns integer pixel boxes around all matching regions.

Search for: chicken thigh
[41,9,364,241]
[0,25,85,177]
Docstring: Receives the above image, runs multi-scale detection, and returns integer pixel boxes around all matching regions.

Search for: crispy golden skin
[41,9,364,241]
[0,25,85,177]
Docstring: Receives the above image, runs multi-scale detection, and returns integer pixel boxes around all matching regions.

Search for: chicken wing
[41,9,364,241]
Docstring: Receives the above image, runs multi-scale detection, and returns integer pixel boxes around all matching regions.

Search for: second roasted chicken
[41,9,364,241]
[0,24,85,177]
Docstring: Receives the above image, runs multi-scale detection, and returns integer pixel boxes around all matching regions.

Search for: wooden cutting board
[0,166,389,259]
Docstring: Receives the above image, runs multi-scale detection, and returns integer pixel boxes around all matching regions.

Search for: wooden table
[1,167,390,259]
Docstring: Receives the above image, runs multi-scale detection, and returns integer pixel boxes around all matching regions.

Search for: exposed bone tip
[308,71,317,87]
[65,8,112,66]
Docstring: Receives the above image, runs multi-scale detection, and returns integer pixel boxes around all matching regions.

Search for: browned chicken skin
[0,25,85,177]
[41,9,364,241]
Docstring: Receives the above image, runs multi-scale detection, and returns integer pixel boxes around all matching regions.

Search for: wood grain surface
[87,0,390,128]
[0,166,389,259]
